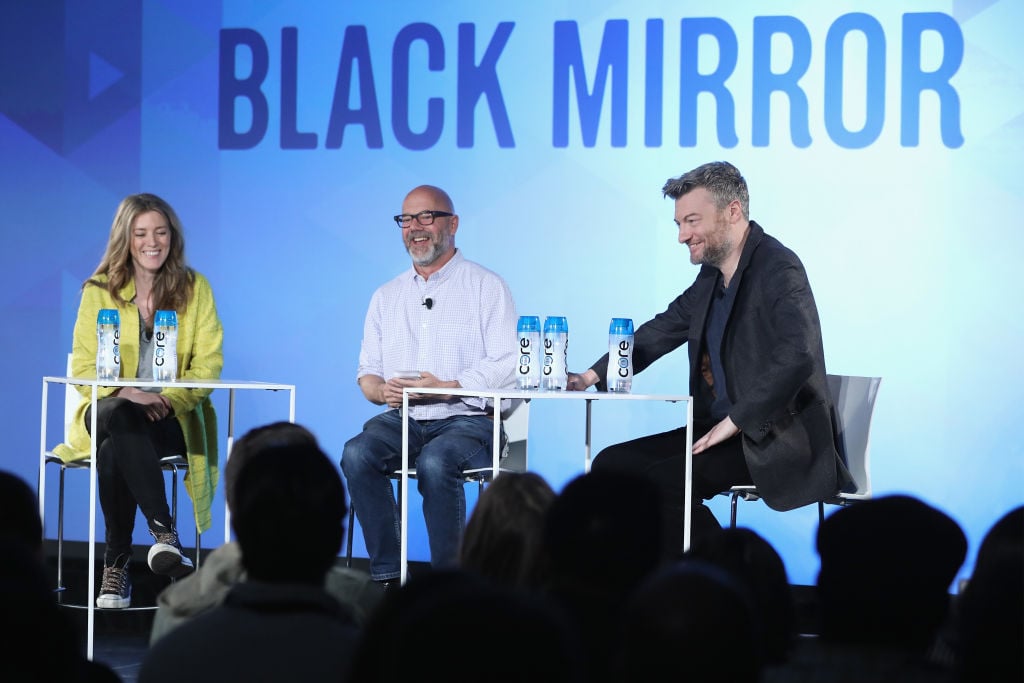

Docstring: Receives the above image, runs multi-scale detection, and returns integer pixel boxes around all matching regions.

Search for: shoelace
[100,566,128,594]
[151,528,180,547]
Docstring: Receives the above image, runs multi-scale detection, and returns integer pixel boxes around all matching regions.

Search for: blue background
[2,0,1021,587]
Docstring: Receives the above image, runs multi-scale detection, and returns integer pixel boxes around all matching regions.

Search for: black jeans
[591,424,752,561]
[85,397,186,564]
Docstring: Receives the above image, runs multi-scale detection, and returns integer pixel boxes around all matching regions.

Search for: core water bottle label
[153,310,178,382]
[96,308,121,381]
[516,316,542,390]
[541,316,568,391]
[607,317,634,393]
[517,332,541,389]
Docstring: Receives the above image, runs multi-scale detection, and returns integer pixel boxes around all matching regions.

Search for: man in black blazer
[567,161,849,559]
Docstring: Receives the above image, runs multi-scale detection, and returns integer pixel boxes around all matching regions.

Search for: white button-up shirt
[357,250,518,420]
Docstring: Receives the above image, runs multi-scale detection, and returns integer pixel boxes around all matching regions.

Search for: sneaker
[376,578,401,592]
[147,520,195,578]
[96,557,132,609]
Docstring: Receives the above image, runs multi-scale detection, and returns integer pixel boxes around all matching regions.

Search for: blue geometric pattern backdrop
[1,0,1021,586]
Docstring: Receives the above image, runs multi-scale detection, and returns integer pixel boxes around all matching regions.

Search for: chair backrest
[827,374,882,501]
[61,353,78,445]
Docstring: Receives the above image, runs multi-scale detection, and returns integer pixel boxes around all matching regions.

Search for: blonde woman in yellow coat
[54,193,223,609]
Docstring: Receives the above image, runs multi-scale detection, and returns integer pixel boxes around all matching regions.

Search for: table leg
[683,398,693,552]
[38,379,49,530]
[491,393,501,477]
[87,383,98,660]
[223,389,237,544]
[584,398,593,473]
[400,392,410,584]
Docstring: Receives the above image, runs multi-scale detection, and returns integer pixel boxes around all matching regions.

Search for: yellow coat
[53,272,224,533]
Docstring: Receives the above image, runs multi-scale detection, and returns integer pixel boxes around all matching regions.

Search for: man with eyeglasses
[340,184,519,589]
[567,161,851,560]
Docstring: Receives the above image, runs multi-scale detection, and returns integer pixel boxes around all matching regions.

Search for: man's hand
[692,415,740,454]
[567,369,599,392]
[379,371,458,408]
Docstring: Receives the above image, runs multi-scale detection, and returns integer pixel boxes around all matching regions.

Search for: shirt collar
[410,248,462,285]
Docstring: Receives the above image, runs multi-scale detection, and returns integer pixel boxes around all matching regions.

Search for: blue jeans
[340,410,497,581]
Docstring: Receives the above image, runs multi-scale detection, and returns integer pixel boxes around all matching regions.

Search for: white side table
[38,376,296,660]
[398,387,693,584]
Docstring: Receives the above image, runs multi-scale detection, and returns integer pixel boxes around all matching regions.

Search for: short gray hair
[662,161,749,219]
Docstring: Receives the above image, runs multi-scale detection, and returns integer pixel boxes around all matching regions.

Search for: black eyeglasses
[393,210,454,228]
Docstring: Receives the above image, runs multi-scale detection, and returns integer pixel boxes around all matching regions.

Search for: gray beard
[408,234,452,267]
[699,237,732,268]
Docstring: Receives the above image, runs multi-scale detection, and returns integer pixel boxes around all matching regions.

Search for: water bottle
[516,316,542,390]
[542,316,568,391]
[607,317,635,393]
[153,310,178,382]
[96,309,121,381]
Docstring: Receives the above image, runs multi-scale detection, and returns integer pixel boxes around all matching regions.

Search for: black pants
[85,397,186,565]
[591,424,752,561]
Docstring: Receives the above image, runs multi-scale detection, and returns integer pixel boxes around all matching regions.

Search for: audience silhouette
[948,505,1023,683]
[685,526,797,665]
[0,469,120,682]
[458,471,556,590]
[764,494,967,683]
[139,437,360,682]
[615,558,762,682]
[21,436,1007,683]
[349,567,585,682]
[541,469,664,683]
[149,421,383,644]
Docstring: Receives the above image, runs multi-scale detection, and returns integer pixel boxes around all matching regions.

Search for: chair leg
[165,462,202,570]
[730,491,740,528]
[818,501,825,524]
[344,502,356,568]
[169,464,178,527]
[56,465,67,600]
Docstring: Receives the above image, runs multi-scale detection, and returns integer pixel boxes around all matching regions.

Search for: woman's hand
[117,387,172,422]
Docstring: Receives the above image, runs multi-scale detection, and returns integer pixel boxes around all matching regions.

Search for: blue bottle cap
[543,316,568,333]
[609,317,634,335]
[517,316,541,332]
[97,308,119,325]
[154,310,177,326]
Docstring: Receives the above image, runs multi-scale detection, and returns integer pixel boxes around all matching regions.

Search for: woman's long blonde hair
[85,193,194,310]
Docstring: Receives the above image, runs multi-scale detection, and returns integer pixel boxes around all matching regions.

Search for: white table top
[404,386,690,402]
[44,376,295,391]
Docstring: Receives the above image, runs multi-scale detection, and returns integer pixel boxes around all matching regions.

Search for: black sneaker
[375,578,402,592]
[147,521,195,578]
[96,555,132,609]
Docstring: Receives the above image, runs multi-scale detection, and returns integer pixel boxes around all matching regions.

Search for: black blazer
[591,221,848,511]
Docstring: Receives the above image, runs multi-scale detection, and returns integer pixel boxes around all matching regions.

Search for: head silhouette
[224,421,319,513]
[816,494,966,650]
[351,568,584,683]
[543,469,662,598]
[686,527,795,664]
[0,470,43,559]
[617,559,761,682]
[231,441,346,584]
[953,505,1023,682]
[459,471,556,589]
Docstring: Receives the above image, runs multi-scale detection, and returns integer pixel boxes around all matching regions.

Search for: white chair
[40,354,200,608]
[343,399,530,567]
[726,374,882,526]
